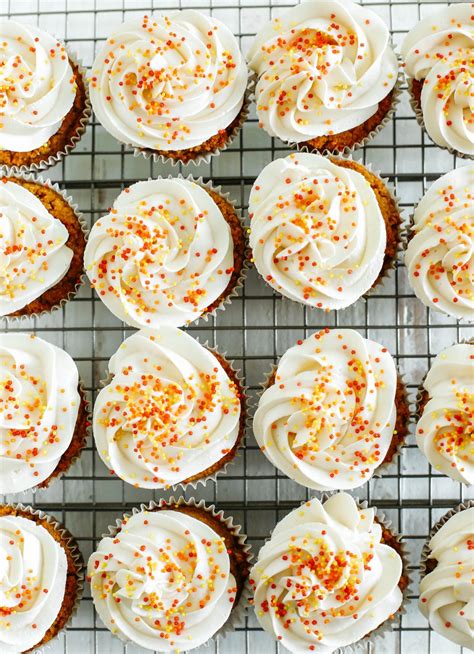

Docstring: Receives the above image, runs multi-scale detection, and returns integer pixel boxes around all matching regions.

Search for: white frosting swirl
[247,0,398,144]
[93,327,241,489]
[416,343,473,485]
[88,508,237,652]
[0,179,73,316]
[251,493,403,654]
[420,507,474,649]
[402,4,474,157]
[0,514,67,653]
[0,20,76,152]
[249,153,387,310]
[0,333,80,494]
[405,166,474,320]
[89,11,247,151]
[84,178,236,328]
[254,328,397,490]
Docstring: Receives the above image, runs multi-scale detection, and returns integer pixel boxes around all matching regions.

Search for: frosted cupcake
[416,342,473,485]
[251,493,407,653]
[0,333,89,494]
[84,177,246,328]
[420,504,474,649]
[0,20,90,171]
[249,153,402,311]
[89,12,248,164]
[87,499,251,652]
[247,0,399,153]
[405,166,473,321]
[254,328,409,491]
[402,4,474,158]
[93,327,245,489]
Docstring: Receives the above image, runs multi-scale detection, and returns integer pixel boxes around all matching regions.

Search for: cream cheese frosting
[0,333,80,494]
[402,4,474,157]
[251,492,404,653]
[88,507,237,652]
[93,327,241,489]
[0,20,76,153]
[247,0,398,144]
[249,153,387,311]
[416,343,473,485]
[420,507,474,649]
[89,11,248,152]
[84,178,235,328]
[405,166,474,320]
[254,328,398,490]
[0,179,73,316]
[0,513,68,653]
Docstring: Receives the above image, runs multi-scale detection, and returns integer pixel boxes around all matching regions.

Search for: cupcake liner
[0,49,92,176]
[96,336,249,492]
[0,171,89,323]
[406,77,474,161]
[373,373,410,479]
[419,500,474,581]
[132,72,256,167]
[101,496,253,647]
[0,502,85,653]
[292,69,403,158]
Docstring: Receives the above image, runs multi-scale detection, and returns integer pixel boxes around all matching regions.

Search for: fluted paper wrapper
[0,50,91,176]
[1,172,89,323]
[100,496,253,648]
[0,502,85,653]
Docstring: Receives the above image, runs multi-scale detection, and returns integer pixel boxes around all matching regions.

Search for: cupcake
[0,176,87,318]
[0,20,90,172]
[247,0,399,153]
[250,492,408,653]
[254,328,409,491]
[87,498,251,652]
[0,333,89,494]
[401,4,474,158]
[249,153,402,311]
[419,503,474,649]
[84,177,246,328]
[416,342,473,485]
[0,503,84,653]
[405,165,473,321]
[93,327,245,489]
[89,12,248,165]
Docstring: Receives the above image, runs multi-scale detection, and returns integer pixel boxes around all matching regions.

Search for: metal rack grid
[1,0,473,652]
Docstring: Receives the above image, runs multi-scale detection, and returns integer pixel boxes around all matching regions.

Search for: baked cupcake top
[249,153,387,310]
[405,165,473,320]
[254,328,397,490]
[420,506,474,649]
[401,4,474,157]
[0,333,80,494]
[89,11,247,152]
[251,492,403,653]
[0,178,73,316]
[0,20,76,153]
[416,342,473,485]
[247,0,398,145]
[84,178,236,328]
[0,513,68,653]
[93,327,241,489]
[88,507,237,652]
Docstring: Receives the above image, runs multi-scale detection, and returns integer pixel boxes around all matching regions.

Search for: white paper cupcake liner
[0,502,85,654]
[99,496,253,649]
[406,77,474,161]
[0,172,89,323]
[132,72,256,168]
[0,50,92,176]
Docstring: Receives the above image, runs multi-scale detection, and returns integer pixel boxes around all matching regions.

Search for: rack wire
[1,0,473,652]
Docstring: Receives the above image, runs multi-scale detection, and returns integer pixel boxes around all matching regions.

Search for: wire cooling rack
[1,1,473,653]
